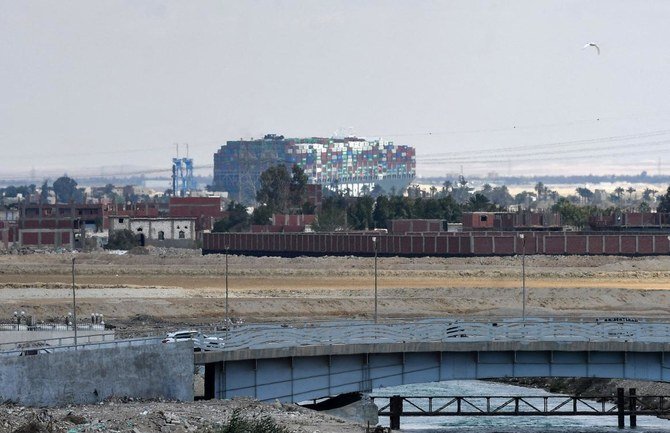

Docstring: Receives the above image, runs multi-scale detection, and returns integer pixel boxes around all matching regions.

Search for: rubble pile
[0,398,364,433]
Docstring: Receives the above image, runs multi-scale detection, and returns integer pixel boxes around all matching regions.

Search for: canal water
[371,380,670,432]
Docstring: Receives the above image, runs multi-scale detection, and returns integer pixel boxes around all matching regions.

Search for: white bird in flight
[582,42,600,55]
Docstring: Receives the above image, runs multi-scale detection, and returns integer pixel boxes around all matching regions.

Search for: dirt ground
[1,248,670,334]
[2,247,670,432]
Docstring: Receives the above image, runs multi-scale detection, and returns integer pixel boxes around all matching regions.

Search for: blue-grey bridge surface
[194,318,670,403]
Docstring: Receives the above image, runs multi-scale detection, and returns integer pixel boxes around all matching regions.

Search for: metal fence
[204,318,670,351]
[3,318,670,355]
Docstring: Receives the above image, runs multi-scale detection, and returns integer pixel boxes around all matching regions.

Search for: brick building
[168,197,226,231]
[18,203,104,248]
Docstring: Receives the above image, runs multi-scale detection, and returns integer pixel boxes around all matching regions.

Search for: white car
[162,330,225,351]
[197,334,226,351]
[162,330,199,344]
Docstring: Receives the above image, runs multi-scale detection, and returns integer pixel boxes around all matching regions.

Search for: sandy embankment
[0,250,669,333]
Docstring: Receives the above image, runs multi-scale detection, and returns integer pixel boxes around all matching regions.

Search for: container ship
[213,134,416,203]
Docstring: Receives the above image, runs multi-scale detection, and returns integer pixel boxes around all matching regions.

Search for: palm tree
[575,187,594,204]
[642,188,658,202]
[614,187,625,203]
[441,180,453,196]
[535,182,545,200]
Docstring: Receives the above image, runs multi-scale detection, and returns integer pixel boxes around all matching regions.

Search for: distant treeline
[432,173,670,185]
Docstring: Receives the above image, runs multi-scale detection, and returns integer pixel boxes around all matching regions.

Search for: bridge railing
[0,336,162,356]
[370,388,668,429]
[207,318,670,351]
[3,317,668,355]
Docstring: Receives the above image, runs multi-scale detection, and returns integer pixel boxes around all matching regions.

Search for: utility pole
[72,257,78,349]
[519,234,526,322]
[373,237,378,324]
[225,246,229,339]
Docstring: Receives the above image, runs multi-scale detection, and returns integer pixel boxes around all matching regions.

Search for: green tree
[534,182,546,200]
[642,188,658,202]
[256,165,291,213]
[441,180,453,197]
[388,195,413,219]
[488,186,514,207]
[468,193,492,211]
[613,187,625,203]
[312,195,348,231]
[552,198,591,229]
[40,180,50,204]
[514,191,537,208]
[372,195,391,229]
[575,187,594,203]
[250,204,272,226]
[657,186,670,213]
[451,176,473,204]
[413,197,443,219]
[289,164,308,210]
[53,176,79,203]
[213,201,250,232]
[256,164,310,214]
[347,195,375,230]
[437,195,462,223]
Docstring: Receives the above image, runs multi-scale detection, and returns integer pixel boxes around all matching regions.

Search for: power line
[419,140,670,165]
[419,138,670,164]
[417,129,670,159]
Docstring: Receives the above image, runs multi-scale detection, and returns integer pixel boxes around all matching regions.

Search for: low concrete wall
[0,341,193,406]
[0,330,114,345]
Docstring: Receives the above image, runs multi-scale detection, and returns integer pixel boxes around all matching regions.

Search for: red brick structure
[102,203,160,229]
[0,220,17,249]
[18,203,103,248]
[251,214,316,233]
[204,231,670,257]
[168,197,226,232]
[389,219,444,234]
[463,212,562,231]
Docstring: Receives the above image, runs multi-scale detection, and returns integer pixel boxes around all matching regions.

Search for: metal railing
[3,317,670,355]
[0,335,162,356]
[202,318,670,351]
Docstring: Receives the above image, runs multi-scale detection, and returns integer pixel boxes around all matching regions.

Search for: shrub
[105,229,139,250]
[204,409,291,433]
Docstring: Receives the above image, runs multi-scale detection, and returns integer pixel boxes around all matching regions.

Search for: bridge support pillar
[617,388,625,429]
[204,363,216,400]
[629,388,637,428]
[389,395,403,430]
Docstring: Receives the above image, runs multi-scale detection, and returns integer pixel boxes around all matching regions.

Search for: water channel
[371,380,670,432]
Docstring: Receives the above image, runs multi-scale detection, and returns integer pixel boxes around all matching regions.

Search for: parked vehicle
[162,330,199,344]
[198,335,226,350]
[162,330,225,351]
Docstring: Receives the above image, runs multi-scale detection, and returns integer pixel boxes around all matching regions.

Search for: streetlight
[372,236,378,324]
[225,246,229,339]
[518,233,526,322]
[72,257,78,349]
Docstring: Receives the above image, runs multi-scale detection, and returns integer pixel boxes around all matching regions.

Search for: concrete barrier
[0,341,193,406]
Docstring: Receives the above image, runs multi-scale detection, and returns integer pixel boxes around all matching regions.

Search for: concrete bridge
[195,318,670,403]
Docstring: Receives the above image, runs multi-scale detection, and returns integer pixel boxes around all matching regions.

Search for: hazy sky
[2,1,670,180]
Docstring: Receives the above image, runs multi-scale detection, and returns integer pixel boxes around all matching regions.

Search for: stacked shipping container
[212,135,416,203]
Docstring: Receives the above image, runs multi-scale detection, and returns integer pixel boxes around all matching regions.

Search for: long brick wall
[203,232,670,257]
